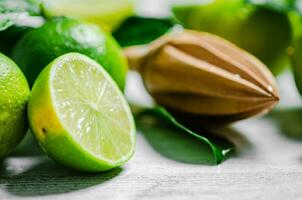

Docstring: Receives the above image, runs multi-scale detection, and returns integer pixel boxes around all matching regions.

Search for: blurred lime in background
[292,34,302,95]
[12,17,128,90]
[288,0,302,40]
[290,14,302,96]
[42,0,136,31]
[0,53,30,158]
[172,0,292,75]
[289,1,302,96]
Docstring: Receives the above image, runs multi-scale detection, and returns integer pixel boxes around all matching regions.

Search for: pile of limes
[0,14,135,171]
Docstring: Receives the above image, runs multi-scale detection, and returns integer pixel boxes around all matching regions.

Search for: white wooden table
[1,1,302,199]
[1,71,302,200]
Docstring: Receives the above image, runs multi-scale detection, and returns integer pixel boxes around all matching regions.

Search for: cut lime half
[28,53,135,171]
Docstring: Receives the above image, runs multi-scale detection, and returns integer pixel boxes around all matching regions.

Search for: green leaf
[0,0,41,14]
[0,0,44,54]
[0,0,43,30]
[0,17,15,31]
[113,16,176,47]
[136,107,234,165]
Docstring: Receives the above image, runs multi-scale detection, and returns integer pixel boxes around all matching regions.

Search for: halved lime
[42,0,135,31]
[28,53,135,171]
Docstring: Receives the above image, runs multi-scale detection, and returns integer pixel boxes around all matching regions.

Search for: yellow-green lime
[292,34,302,96]
[28,53,135,172]
[42,0,135,31]
[0,53,30,158]
[12,17,128,90]
[172,0,292,75]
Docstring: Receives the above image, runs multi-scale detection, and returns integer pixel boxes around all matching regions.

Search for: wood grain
[0,72,302,200]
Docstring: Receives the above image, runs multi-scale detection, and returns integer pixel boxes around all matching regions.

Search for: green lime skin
[0,53,30,158]
[12,17,128,90]
[172,0,292,75]
[292,35,302,95]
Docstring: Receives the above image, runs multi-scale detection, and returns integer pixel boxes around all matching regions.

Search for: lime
[42,0,135,31]
[172,0,292,75]
[292,35,302,95]
[12,17,128,90]
[28,53,135,172]
[0,53,30,158]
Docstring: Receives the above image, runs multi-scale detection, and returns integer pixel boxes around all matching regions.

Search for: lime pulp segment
[51,54,135,164]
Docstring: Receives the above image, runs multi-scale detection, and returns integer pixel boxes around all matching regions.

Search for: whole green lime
[12,17,128,89]
[292,34,302,95]
[172,0,292,75]
[0,53,30,158]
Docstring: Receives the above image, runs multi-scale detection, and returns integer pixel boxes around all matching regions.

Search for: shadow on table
[268,107,302,140]
[9,131,44,157]
[0,158,121,196]
[137,117,251,165]
[1,149,121,197]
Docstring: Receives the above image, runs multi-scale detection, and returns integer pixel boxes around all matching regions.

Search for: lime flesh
[28,53,135,171]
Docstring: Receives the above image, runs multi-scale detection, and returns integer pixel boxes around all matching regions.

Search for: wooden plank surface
[1,72,302,200]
